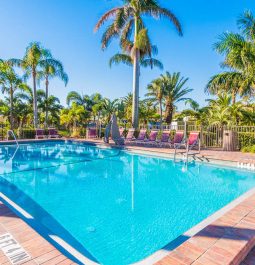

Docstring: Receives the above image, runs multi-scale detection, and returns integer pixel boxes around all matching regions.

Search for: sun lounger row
[121,128,200,151]
[35,129,61,139]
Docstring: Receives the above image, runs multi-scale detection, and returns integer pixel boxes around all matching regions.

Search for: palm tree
[37,89,63,126]
[38,58,68,127]
[109,28,163,70]
[154,72,192,124]
[60,103,90,135]
[102,98,120,122]
[0,61,28,129]
[10,42,51,128]
[213,11,255,97]
[139,99,158,125]
[206,93,246,126]
[205,72,252,105]
[95,0,183,128]
[146,78,165,129]
[66,91,93,111]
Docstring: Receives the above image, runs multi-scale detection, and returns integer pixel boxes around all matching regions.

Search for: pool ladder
[7,130,19,147]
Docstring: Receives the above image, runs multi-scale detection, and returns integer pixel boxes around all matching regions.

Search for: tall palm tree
[160,72,192,124]
[10,42,51,128]
[146,78,165,129]
[109,28,163,70]
[0,61,28,129]
[95,0,183,128]
[38,58,68,127]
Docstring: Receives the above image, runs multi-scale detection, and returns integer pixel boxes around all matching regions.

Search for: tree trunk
[132,17,140,129]
[159,100,163,130]
[165,101,174,125]
[10,87,14,130]
[232,90,236,105]
[45,76,49,128]
[32,69,38,128]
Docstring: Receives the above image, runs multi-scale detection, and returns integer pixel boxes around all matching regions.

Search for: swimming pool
[0,141,255,265]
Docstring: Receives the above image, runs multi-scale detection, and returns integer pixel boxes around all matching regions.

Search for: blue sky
[0,0,254,109]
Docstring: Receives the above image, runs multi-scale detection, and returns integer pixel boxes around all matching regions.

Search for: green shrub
[238,132,255,148]
[241,145,255,153]
[17,129,36,139]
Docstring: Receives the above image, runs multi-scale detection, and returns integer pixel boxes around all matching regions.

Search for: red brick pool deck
[0,201,75,265]
[1,138,255,264]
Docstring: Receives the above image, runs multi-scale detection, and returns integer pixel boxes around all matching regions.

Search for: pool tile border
[154,190,255,265]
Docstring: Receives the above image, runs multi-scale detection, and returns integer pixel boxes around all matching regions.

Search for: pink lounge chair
[172,131,185,148]
[35,129,47,139]
[187,132,200,152]
[157,131,171,147]
[143,130,159,146]
[87,128,98,139]
[48,128,60,138]
[133,129,147,145]
[125,128,135,142]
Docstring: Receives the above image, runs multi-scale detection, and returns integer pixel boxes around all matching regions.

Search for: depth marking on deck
[0,233,31,264]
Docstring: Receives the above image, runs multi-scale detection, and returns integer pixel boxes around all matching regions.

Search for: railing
[7,130,19,146]
[139,123,255,149]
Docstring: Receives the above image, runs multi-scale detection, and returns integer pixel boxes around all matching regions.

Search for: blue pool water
[0,141,255,265]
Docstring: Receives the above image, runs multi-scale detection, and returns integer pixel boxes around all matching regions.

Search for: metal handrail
[7,130,19,147]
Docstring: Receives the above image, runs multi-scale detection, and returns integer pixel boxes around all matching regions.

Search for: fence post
[200,125,204,148]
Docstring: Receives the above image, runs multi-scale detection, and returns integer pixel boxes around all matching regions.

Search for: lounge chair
[125,128,136,143]
[87,128,98,139]
[35,129,47,139]
[174,131,201,162]
[186,132,201,153]
[133,129,147,145]
[48,128,60,139]
[143,130,159,146]
[172,131,185,148]
[157,131,171,147]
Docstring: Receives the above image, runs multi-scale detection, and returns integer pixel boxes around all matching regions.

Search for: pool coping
[1,139,255,264]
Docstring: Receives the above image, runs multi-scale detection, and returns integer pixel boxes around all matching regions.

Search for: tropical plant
[121,93,133,123]
[205,72,253,104]
[101,98,120,122]
[60,102,90,136]
[66,91,94,111]
[0,61,29,129]
[38,57,68,127]
[151,72,192,124]
[213,10,255,99]
[95,0,183,128]
[139,99,158,125]
[146,78,165,129]
[10,42,51,128]
[37,90,63,126]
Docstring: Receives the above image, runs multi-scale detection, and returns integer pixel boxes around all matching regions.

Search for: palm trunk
[10,87,14,130]
[232,90,236,105]
[32,69,38,128]
[165,101,174,125]
[45,76,49,128]
[159,100,163,130]
[132,17,140,129]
